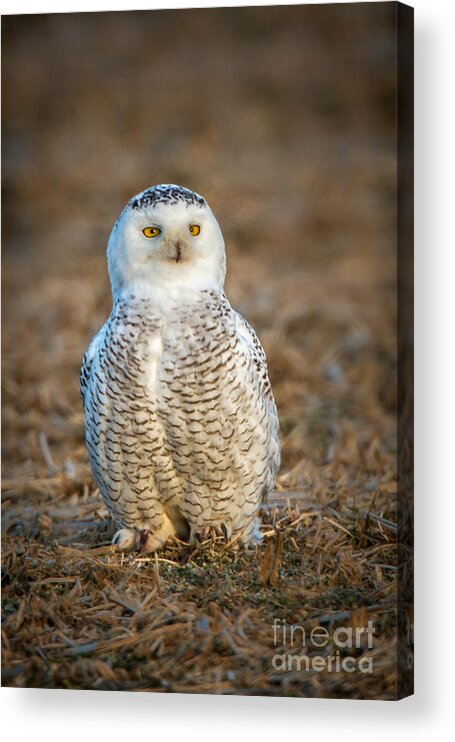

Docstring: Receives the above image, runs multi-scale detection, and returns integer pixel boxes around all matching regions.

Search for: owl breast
[82,288,280,544]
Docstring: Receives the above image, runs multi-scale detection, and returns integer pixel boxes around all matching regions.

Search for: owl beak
[170,239,183,263]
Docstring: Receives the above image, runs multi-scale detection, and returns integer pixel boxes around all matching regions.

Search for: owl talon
[137,529,150,552]
[221,522,232,543]
[113,527,165,553]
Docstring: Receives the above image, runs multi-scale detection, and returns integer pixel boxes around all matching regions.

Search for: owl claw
[112,527,164,553]
[221,522,232,543]
[137,529,149,552]
[249,518,264,544]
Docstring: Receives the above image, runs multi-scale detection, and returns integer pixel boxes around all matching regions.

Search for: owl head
[107,184,226,298]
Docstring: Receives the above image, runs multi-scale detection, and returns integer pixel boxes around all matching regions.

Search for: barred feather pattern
[81,288,280,547]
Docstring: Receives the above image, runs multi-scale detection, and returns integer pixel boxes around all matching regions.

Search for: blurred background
[2,4,400,697]
[2,2,397,479]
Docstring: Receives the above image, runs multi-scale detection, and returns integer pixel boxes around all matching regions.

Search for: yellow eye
[143,226,161,238]
[189,224,200,236]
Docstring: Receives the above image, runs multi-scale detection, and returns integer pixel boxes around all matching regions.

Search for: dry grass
[2,5,400,698]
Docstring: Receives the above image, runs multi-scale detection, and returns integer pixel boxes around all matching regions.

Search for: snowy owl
[81,184,280,552]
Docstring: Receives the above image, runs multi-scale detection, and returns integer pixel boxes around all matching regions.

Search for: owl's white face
[107,185,226,299]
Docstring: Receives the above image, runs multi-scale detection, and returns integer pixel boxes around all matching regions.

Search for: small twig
[39,432,58,476]
[154,552,162,597]
[270,532,284,586]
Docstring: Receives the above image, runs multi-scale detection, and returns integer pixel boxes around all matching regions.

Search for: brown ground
[2,4,400,698]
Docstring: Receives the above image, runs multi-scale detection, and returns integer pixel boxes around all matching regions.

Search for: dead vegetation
[2,5,398,698]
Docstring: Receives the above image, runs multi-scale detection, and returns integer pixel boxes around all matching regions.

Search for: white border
[2,0,455,739]
[1,0,364,15]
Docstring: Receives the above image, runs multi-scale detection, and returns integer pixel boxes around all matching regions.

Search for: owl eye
[189,224,201,236]
[143,226,161,238]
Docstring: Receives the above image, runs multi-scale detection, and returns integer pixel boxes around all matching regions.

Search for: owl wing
[80,326,106,404]
[233,311,275,405]
[233,309,281,478]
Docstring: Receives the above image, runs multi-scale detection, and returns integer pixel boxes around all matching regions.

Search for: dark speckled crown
[130,184,206,211]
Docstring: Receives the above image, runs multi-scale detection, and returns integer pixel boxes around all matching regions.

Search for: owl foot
[221,517,264,547]
[112,513,177,554]
[136,530,168,553]
[112,528,137,552]
[248,518,264,545]
[112,528,168,553]
[188,523,229,545]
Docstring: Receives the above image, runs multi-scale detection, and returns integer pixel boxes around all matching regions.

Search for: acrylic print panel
[1,2,414,699]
